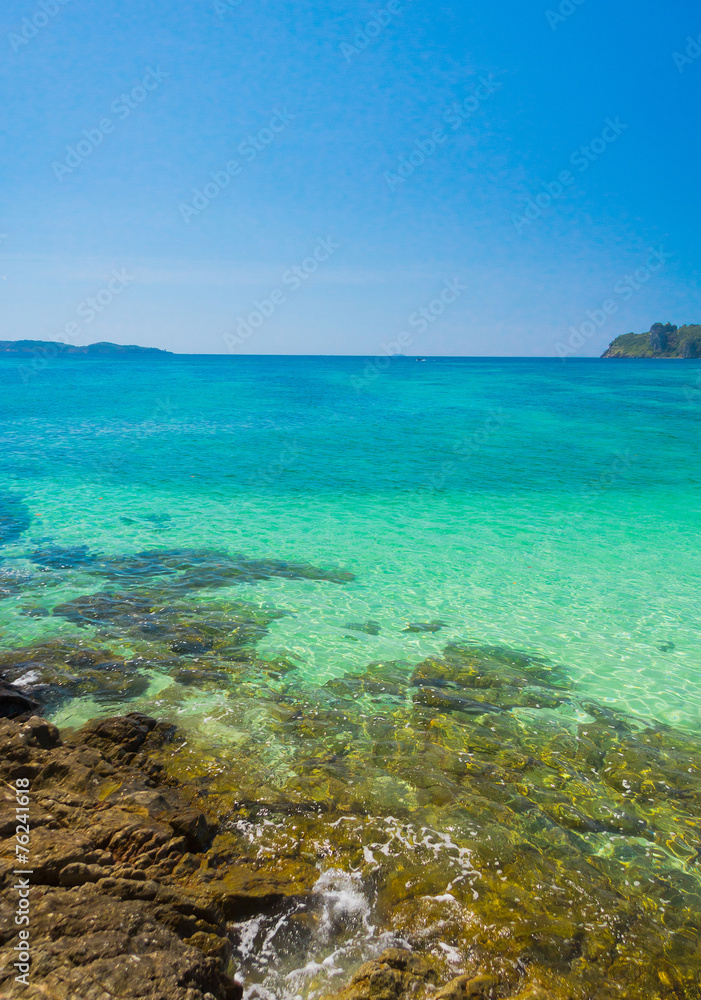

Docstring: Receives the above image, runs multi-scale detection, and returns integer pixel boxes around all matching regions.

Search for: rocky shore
[0,708,502,1000]
[0,710,243,999]
[3,672,701,1000]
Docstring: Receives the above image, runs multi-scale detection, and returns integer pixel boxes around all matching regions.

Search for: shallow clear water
[2,354,700,727]
[2,354,701,998]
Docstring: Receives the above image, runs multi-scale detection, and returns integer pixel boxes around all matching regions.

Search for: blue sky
[0,0,699,355]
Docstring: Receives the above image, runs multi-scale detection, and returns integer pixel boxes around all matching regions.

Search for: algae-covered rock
[321,947,440,1000]
[345,620,382,635]
[402,621,445,633]
[0,640,152,710]
[435,975,496,999]
[410,644,569,712]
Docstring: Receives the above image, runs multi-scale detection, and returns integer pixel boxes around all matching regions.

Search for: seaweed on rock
[51,589,286,662]
[0,641,152,709]
[410,643,570,711]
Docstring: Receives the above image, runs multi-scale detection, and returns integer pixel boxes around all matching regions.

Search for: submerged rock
[402,621,445,633]
[0,641,152,710]
[31,544,97,569]
[134,635,701,1000]
[2,605,701,1000]
[413,685,503,715]
[344,620,382,636]
[410,643,568,712]
[53,589,159,627]
[51,590,282,661]
[68,547,357,590]
[321,947,440,999]
[0,491,30,546]
[0,569,29,600]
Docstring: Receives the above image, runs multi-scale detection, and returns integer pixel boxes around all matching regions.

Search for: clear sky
[1,0,700,355]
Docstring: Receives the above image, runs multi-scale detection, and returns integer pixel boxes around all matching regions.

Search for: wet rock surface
[0,712,246,1000]
[0,679,42,718]
[321,947,440,999]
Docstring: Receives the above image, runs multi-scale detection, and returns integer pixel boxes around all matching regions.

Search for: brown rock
[18,715,61,748]
[169,808,217,851]
[435,974,497,999]
[322,947,439,999]
[0,715,243,1000]
[76,712,158,754]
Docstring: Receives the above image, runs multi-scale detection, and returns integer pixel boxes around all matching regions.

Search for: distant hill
[602,323,701,358]
[0,340,170,355]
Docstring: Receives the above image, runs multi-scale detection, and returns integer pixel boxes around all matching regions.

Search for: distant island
[602,322,701,358]
[0,340,170,355]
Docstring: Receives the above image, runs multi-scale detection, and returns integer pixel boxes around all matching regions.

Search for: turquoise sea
[2,354,701,997]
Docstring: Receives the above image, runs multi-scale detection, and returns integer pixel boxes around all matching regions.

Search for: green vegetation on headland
[0,340,170,354]
[602,322,701,358]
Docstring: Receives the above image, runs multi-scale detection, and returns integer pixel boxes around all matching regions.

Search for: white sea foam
[12,670,41,688]
[230,813,476,1000]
